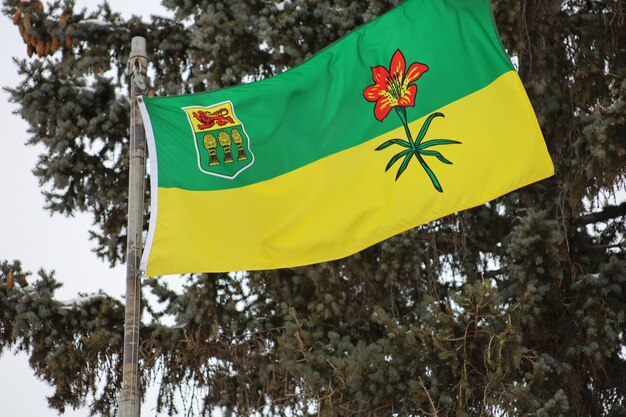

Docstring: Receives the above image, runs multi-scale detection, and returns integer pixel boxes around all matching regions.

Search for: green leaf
[417,139,461,150]
[415,152,443,192]
[386,149,412,172]
[395,152,414,181]
[414,112,445,146]
[375,138,411,150]
[419,149,453,164]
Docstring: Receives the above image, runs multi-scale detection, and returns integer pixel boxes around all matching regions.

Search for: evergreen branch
[573,202,626,226]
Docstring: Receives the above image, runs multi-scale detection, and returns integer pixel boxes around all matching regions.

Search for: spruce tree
[1,0,624,416]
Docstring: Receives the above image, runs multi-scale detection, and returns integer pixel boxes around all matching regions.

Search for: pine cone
[51,36,59,52]
[65,35,72,49]
[23,13,31,31]
[16,274,28,287]
[36,40,45,56]
[27,44,34,57]
[59,13,68,28]
[13,10,21,25]
[6,271,14,291]
[32,0,44,13]
[18,24,27,43]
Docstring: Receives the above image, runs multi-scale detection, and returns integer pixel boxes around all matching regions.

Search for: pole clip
[131,60,146,91]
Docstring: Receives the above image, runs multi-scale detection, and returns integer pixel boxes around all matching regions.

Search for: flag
[138,0,554,276]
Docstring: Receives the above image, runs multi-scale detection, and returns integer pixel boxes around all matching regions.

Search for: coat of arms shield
[183,101,254,179]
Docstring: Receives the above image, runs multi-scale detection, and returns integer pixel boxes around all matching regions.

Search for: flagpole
[119,36,148,417]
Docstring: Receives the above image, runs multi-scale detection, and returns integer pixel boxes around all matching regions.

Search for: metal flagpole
[119,36,148,417]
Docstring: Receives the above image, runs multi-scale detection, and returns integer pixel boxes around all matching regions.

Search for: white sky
[0,1,172,415]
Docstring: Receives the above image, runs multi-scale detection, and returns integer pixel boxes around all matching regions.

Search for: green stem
[395,107,415,147]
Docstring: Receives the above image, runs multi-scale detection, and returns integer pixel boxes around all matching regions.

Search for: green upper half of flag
[141,0,512,191]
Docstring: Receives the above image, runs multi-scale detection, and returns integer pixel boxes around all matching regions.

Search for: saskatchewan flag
[139,0,554,276]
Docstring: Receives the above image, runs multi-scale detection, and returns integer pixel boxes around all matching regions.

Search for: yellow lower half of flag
[142,71,553,276]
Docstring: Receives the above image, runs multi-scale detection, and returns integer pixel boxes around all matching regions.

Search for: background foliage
[1,0,625,415]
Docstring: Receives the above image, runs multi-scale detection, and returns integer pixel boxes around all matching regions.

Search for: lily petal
[374,98,394,121]
[405,62,429,84]
[397,84,417,107]
[371,65,389,87]
[363,84,382,102]
[389,49,406,79]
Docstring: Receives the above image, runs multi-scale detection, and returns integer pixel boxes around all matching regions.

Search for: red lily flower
[363,49,429,121]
